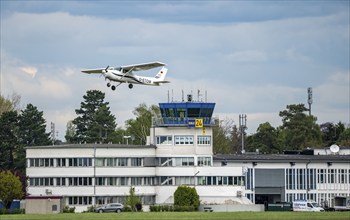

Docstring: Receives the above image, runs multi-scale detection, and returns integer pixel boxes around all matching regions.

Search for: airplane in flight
[82,61,169,90]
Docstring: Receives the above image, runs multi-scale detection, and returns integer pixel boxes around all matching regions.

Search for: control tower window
[156,136,172,145]
[175,136,194,145]
[188,108,200,118]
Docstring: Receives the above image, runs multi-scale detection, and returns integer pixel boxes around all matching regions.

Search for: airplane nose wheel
[128,84,133,89]
[111,85,116,91]
[107,82,111,87]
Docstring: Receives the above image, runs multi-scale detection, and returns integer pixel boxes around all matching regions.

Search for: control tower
[149,94,216,156]
[153,94,215,127]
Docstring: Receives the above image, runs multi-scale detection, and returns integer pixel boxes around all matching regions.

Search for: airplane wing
[121,61,166,72]
[81,68,105,74]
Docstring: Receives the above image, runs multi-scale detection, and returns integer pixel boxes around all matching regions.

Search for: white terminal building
[26,98,350,212]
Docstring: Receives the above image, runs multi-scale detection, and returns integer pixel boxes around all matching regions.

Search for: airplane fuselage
[105,70,159,86]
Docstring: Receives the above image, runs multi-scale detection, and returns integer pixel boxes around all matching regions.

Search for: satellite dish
[330,144,340,153]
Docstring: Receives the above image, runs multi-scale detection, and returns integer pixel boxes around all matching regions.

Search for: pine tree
[72,90,117,143]
[18,104,51,146]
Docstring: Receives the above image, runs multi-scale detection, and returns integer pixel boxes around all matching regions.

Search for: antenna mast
[307,87,313,116]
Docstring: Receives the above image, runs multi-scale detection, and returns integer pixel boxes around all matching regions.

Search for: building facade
[26,101,248,212]
[26,100,350,212]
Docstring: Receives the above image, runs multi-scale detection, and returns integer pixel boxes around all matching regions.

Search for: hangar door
[254,169,285,204]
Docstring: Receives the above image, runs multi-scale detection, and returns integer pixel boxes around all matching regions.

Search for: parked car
[95,203,124,213]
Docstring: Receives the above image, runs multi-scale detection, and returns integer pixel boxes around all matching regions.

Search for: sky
[1,0,349,141]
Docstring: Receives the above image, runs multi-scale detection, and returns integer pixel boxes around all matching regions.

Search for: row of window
[29,176,245,187]
[156,135,211,145]
[29,158,92,168]
[29,177,93,186]
[157,157,211,167]
[28,157,212,168]
[286,168,350,190]
[66,195,157,206]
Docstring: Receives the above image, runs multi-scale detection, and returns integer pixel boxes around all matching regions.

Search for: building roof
[213,154,350,163]
[25,143,156,149]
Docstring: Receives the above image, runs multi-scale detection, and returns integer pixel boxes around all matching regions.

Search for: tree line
[1,90,350,173]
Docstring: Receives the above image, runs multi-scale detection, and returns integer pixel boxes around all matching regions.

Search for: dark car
[95,203,124,213]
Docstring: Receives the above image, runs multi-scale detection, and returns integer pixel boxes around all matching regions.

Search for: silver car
[95,203,124,213]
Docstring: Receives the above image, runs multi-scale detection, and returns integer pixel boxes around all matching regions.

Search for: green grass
[1,212,350,220]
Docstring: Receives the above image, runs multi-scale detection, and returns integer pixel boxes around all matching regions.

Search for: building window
[158,157,173,167]
[57,158,66,167]
[318,169,325,183]
[175,157,194,166]
[174,136,194,145]
[68,177,92,186]
[56,177,66,186]
[131,158,142,167]
[68,158,92,167]
[131,177,143,185]
[118,158,128,167]
[68,196,92,205]
[197,157,211,166]
[29,178,54,186]
[156,136,172,145]
[197,136,211,145]
[175,177,194,185]
[29,158,53,167]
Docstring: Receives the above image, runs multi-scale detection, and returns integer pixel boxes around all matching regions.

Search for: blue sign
[188,119,195,127]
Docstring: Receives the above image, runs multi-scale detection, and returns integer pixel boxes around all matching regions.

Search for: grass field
[1,212,350,220]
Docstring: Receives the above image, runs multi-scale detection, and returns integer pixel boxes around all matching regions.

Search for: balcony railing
[152,117,218,127]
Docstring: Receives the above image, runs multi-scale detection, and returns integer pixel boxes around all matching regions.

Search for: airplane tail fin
[154,67,169,82]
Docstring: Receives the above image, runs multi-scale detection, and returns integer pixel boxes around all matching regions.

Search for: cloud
[225,50,268,63]
[1,2,349,141]
[20,66,37,77]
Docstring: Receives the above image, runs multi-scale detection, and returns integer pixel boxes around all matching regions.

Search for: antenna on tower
[197,89,202,102]
[51,122,56,145]
[307,87,313,116]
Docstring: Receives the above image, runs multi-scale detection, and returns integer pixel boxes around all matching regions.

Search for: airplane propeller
[105,66,109,73]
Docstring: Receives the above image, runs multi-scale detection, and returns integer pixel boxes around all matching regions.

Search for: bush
[123,206,132,212]
[86,205,96,212]
[174,205,195,212]
[63,206,75,213]
[0,208,25,215]
[174,185,200,211]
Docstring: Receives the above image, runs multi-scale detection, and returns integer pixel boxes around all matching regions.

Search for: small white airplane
[82,61,169,90]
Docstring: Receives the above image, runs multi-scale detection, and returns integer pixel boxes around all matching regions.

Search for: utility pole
[239,114,247,154]
[307,87,313,116]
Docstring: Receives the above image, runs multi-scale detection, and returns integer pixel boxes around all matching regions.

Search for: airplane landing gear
[107,82,111,87]
[128,84,133,89]
[111,85,116,91]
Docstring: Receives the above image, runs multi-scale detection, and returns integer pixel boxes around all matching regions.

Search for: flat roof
[214,154,350,163]
[26,144,156,149]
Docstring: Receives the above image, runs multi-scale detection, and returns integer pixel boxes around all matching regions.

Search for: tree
[0,111,20,170]
[124,186,141,212]
[72,90,116,143]
[64,120,76,143]
[246,122,281,154]
[213,118,234,154]
[338,127,350,146]
[125,103,160,145]
[0,170,24,209]
[18,104,51,146]
[279,104,322,150]
[174,185,200,210]
[320,122,345,147]
[0,93,21,116]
